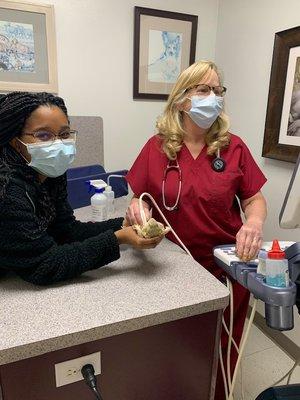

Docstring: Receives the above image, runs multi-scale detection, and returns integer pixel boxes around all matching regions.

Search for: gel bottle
[265,240,289,287]
[257,249,267,276]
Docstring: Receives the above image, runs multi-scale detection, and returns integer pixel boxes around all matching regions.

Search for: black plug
[81,364,103,400]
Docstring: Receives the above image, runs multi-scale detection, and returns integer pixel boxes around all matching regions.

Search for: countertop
[0,198,229,365]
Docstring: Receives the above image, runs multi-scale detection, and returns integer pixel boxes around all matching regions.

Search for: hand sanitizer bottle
[265,240,289,287]
[87,180,108,222]
[91,187,107,222]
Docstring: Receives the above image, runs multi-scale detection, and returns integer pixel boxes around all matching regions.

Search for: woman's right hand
[125,197,151,226]
[115,226,163,249]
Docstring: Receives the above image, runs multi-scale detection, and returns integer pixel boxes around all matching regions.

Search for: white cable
[138,192,192,257]
[222,317,239,354]
[107,174,125,187]
[222,300,245,400]
[228,298,258,400]
[223,278,244,400]
[287,360,299,384]
[240,358,245,400]
[137,192,250,400]
[226,277,234,391]
[270,358,300,386]
[219,341,229,399]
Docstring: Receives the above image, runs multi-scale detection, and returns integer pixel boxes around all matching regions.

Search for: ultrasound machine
[214,154,300,330]
[214,154,300,399]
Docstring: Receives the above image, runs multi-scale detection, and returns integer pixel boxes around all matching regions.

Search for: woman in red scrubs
[126,60,267,399]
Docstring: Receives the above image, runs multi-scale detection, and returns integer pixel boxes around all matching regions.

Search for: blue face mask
[19,139,76,178]
[186,93,224,129]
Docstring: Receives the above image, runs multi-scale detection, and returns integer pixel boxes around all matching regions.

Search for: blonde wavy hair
[157,60,230,160]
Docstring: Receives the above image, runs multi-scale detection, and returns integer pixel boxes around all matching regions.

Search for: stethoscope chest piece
[212,157,226,172]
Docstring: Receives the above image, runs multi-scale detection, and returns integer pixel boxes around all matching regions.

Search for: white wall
[28,0,219,171]
[215,0,300,346]
[215,0,300,243]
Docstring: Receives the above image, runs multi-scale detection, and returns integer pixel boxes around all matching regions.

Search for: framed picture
[133,6,198,100]
[0,0,58,93]
[262,26,300,163]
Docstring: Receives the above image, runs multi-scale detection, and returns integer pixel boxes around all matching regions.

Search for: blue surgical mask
[18,139,76,178]
[186,93,224,129]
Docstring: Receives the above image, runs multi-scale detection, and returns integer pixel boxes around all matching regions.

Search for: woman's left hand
[235,219,263,261]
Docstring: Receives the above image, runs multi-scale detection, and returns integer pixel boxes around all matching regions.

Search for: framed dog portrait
[262,26,300,163]
[133,6,198,100]
[0,0,58,93]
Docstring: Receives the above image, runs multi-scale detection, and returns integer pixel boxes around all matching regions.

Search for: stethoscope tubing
[162,148,226,211]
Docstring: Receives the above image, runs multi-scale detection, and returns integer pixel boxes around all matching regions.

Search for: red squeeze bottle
[265,240,289,287]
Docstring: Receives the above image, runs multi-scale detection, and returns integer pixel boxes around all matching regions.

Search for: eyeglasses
[22,129,77,146]
[187,84,227,97]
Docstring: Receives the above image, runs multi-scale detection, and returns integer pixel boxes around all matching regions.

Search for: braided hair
[0,92,69,229]
[0,92,68,146]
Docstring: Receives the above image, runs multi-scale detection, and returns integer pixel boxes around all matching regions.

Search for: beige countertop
[0,198,229,365]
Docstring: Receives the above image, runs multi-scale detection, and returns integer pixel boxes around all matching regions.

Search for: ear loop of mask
[175,91,191,115]
[178,91,214,115]
[16,138,31,165]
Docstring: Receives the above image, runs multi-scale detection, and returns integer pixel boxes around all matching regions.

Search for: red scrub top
[126,133,267,275]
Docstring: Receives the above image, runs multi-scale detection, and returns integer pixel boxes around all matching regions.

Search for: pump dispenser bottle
[86,179,108,222]
[91,187,107,222]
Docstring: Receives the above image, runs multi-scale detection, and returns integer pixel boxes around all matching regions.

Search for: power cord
[81,364,104,400]
[287,359,299,384]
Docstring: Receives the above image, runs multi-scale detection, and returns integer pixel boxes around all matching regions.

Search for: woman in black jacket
[0,92,162,285]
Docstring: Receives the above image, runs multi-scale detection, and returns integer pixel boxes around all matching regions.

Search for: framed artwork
[133,6,198,100]
[0,0,58,93]
[262,26,300,163]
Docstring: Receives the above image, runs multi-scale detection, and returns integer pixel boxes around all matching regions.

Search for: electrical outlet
[55,351,101,387]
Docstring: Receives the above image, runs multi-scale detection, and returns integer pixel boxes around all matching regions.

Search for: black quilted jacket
[0,145,123,285]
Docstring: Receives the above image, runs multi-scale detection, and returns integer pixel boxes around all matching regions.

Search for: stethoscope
[162,148,226,211]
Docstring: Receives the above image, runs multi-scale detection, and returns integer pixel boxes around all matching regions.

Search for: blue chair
[67,165,128,209]
[67,164,105,180]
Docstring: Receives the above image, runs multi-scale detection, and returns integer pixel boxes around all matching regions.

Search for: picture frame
[0,0,58,93]
[133,6,198,100]
[262,26,300,163]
